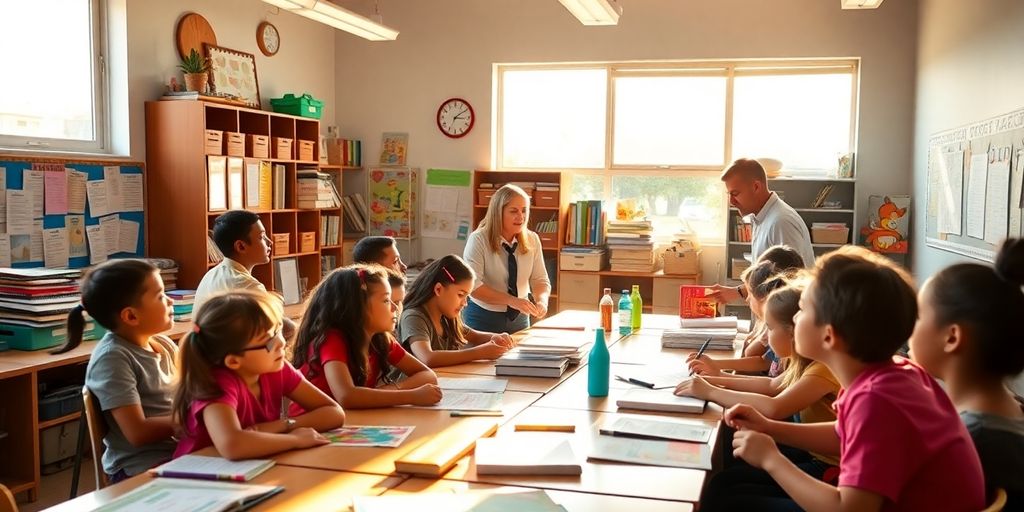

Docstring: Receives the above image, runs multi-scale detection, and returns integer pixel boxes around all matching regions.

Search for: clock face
[258,22,279,56]
[437,98,474,138]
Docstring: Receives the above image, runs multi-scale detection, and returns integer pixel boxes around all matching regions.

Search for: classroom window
[497,61,858,243]
[0,0,107,153]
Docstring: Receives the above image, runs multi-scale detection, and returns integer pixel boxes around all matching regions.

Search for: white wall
[124,0,336,159]
[334,0,919,266]
[912,0,1024,279]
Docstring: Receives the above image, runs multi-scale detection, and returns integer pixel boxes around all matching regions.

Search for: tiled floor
[16,462,96,512]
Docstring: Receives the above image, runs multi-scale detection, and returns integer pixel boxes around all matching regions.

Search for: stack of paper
[679,316,738,329]
[515,329,591,363]
[660,328,737,350]
[615,388,707,414]
[0,269,89,348]
[495,352,569,378]
[606,219,655,272]
[475,436,582,475]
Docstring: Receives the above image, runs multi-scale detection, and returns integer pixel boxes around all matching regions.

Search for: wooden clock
[437,98,474,138]
[257,21,280,57]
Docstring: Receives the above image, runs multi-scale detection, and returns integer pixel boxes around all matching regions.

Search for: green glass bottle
[630,284,642,331]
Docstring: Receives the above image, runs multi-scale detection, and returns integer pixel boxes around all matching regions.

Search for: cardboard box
[731,258,751,280]
[224,132,245,157]
[559,250,606,272]
[297,140,315,162]
[273,137,293,160]
[812,226,849,245]
[299,231,316,253]
[204,130,223,155]
[663,249,700,275]
[246,134,269,158]
[272,233,290,255]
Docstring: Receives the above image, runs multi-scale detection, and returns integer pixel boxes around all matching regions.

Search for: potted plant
[178,48,210,93]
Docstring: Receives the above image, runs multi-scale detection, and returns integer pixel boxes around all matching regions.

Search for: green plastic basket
[270,93,323,119]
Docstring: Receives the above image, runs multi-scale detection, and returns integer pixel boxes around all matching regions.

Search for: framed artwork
[204,44,261,108]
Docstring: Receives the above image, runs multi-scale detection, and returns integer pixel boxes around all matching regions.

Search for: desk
[608,331,741,365]
[438,361,585,394]
[387,477,694,512]
[440,407,714,503]
[269,391,541,475]
[42,466,405,512]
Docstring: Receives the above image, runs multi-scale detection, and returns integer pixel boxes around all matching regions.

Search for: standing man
[712,158,815,302]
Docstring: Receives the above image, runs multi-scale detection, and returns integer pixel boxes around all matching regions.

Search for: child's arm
[688,354,770,375]
[678,374,834,420]
[203,403,328,460]
[408,338,509,367]
[323,357,440,409]
[285,379,345,431]
[725,404,841,456]
[109,406,176,447]
[702,374,780,395]
[734,431,885,512]
[463,327,514,348]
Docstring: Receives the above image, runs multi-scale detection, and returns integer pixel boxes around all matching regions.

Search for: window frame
[0,0,109,154]
[493,59,859,243]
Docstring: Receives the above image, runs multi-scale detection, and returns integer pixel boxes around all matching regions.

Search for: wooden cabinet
[558,270,700,315]
[145,101,343,293]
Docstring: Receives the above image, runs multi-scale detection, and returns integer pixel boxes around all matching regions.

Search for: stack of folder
[167,290,196,322]
[0,268,101,350]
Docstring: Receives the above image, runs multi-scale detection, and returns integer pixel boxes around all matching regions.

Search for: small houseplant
[178,48,210,93]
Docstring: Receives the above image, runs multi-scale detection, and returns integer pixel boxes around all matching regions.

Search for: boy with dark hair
[721,246,984,512]
[195,210,296,339]
[353,236,407,274]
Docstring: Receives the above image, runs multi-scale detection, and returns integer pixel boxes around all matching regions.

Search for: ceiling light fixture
[840,0,884,9]
[557,0,622,26]
[261,0,399,41]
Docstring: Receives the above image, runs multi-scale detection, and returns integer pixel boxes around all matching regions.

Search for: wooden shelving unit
[144,101,345,293]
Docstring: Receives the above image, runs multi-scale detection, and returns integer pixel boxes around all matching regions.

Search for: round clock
[436,98,474,138]
[257,21,280,57]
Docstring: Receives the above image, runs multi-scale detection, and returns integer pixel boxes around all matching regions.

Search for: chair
[82,386,109,490]
[981,488,1008,512]
[0,484,17,512]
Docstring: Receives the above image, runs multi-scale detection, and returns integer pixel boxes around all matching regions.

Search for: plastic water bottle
[599,288,614,334]
[588,328,609,397]
[630,284,643,332]
[618,290,632,336]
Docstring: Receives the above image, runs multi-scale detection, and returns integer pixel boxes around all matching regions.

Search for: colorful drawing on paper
[861,195,910,254]
[369,168,417,238]
[379,132,409,166]
[323,426,415,448]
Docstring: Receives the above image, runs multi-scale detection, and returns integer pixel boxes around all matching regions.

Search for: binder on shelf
[227,157,244,210]
[207,156,227,212]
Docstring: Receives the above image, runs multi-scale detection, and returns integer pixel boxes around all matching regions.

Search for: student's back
[962,408,1024,508]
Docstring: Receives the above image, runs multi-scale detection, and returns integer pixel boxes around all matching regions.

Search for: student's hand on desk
[410,384,443,405]
[478,341,511,359]
[290,427,329,449]
[490,333,515,348]
[687,356,721,377]
[724,404,770,432]
[732,429,781,470]
[674,375,711,398]
[509,297,541,317]
[705,284,741,305]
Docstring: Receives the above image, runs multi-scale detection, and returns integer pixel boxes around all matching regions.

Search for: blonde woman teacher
[462,184,551,333]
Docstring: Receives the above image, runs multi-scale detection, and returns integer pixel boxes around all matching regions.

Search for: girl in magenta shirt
[173,290,345,459]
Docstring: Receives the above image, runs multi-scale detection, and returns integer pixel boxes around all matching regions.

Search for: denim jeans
[462,300,530,334]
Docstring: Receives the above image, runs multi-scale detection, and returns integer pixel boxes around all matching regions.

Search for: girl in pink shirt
[173,290,345,459]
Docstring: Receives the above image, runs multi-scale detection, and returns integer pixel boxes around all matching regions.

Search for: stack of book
[660,327,737,350]
[320,254,337,279]
[495,352,569,378]
[167,290,196,322]
[535,181,559,193]
[733,214,753,242]
[0,268,96,350]
[515,329,591,364]
[606,219,655,272]
[564,200,605,246]
[341,193,368,235]
[206,232,224,265]
[297,169,341,209]
[321,214,340,247]
[330,138,362,167]
[143,258,179,291]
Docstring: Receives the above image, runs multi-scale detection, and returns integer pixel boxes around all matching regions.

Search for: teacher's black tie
[504,241,519,321]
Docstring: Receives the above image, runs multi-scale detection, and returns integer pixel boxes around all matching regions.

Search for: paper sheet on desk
[408,390,503,411]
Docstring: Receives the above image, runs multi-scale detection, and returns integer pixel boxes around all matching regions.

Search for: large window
[496,61,858,242]
[0,0,107,153]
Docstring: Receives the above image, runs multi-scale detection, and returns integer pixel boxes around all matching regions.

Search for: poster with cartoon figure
[379,132,408,166]
[861,195,910,253]
[369,167,417,238]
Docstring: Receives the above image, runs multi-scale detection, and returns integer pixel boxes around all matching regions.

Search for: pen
[515,424,576,432]
[693,337,713,361]
[614,375,655,388]
[450,410,504,417]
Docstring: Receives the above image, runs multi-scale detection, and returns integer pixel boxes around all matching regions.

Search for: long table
[46,310,736,511]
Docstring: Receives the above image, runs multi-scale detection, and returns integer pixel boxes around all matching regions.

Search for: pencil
[693,336,713,361]
[450,410,503,417]
[514,424,576,432]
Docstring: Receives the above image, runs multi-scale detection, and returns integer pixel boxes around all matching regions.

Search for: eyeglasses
[240,330,283,353]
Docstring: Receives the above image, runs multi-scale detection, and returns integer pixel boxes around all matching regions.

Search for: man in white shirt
[712,159,815,302]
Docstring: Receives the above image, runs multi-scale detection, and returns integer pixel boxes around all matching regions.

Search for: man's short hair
[808,246,917,363]
[721,158,767,183]
[212,210,260,258]
[353,236,396,265]
[386,269,405,288]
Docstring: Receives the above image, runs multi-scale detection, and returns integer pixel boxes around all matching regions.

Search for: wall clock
[436,98,474,138]
[175,12,217,60]
[257,21,280,57]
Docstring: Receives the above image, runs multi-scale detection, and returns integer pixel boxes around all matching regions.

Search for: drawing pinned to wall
[379,132,408,166]
[368,167,417,239]
[861,195,910,254]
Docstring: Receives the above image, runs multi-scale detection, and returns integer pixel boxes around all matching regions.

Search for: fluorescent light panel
[261,0,398,41]
[841,0,884,9]
[558,0,621,26]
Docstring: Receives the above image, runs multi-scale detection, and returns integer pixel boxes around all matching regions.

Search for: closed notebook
[149,454,275,482]
[616,388,706,414]
[393,420,499,477]
[474,436,582,476]
[599,416,713,443]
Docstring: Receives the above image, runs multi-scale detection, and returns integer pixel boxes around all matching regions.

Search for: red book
[679,285,718,319]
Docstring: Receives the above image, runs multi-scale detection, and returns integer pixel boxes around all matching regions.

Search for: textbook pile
[661,316,739,350]
[167,290,196,322]
[0,268,100,350]
[514,328,591,364]
[606,219,655,272]
[296,169,341,209]
[495,352,569,378]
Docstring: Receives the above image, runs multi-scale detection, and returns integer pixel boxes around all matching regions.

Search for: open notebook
[149,454,275,482]
[93,478,283,512]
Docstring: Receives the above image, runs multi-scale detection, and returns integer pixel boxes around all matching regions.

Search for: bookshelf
[144,100,345,294]
[472,170,566,312]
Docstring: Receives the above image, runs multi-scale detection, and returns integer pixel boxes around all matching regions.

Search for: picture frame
[273,257,302,305]
[204,44,261,108]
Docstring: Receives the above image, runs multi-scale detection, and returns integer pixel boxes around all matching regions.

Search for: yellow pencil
[514,424,576,432]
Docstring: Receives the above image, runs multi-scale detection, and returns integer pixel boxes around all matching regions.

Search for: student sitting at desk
[291,265,441,409]
[353,235,408,274]
[725,246,984,511]
[398,255,515,368]
[194,210,296,341]
[909,238,1024,509]
[173,290,345,460]
[53,260,178,483]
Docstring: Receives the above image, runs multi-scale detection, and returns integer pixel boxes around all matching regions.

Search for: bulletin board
[926,107,1024,262]
[0,157,146,269]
